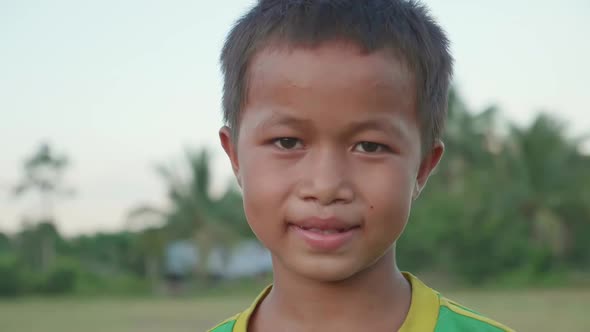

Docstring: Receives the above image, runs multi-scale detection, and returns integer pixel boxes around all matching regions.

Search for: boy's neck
[252,250,411,331]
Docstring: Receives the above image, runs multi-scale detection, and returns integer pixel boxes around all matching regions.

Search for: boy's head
[219,0,453,282]
[221,0,453,153]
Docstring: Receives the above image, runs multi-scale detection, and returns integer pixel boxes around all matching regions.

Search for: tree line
[1,90,588,297]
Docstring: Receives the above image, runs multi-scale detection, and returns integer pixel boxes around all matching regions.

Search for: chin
[287,256,368,283]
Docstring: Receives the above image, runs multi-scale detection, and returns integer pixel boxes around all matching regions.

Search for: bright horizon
[1,0,589,236]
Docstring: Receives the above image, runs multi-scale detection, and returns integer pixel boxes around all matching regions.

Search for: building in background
[165,240,272,281]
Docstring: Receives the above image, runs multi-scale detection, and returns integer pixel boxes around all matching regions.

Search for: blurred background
[1,0,589,331]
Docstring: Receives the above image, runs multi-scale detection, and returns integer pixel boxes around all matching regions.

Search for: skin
[220,41,444,332]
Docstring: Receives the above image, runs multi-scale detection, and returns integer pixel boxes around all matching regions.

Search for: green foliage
[0,252,149,297]
[398,89,590,285]
[15,220,61,271]
[0,254,26,297]
[34,259,79,295]
[0,233,11,252]
[75,271,150,295]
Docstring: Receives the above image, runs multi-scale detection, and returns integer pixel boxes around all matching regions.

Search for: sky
[1,0,589,236]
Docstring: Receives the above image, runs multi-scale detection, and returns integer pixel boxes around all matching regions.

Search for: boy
[210,0,513,331]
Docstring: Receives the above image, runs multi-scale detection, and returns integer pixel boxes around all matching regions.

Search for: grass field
[0,288,588,332]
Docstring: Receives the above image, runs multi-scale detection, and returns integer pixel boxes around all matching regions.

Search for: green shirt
[208,273,514,332]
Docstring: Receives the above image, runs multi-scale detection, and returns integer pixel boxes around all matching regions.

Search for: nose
[297,148,354,205]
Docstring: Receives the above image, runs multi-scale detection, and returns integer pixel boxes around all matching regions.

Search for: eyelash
[271,137,391,154]
[272,137,303,150]
[353,141,391,153]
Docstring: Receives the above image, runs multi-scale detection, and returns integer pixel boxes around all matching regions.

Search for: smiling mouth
[287,219,361,251]
[291,224,359,234]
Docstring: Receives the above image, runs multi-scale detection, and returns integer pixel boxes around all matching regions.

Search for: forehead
[244,41,417,118]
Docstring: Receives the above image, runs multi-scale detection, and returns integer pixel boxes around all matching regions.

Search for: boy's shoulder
[402,273,514,332]
[207,285,271,332]
[207,314,239,332]
[434,295,514,332]
[207,273,514,332]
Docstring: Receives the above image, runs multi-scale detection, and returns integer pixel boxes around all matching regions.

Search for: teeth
[306,228,340,234]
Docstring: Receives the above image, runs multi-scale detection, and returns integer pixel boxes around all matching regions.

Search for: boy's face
[221,41,443,282]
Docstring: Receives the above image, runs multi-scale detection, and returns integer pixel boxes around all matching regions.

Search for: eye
[273,137,303,150]
[353,141,389,153]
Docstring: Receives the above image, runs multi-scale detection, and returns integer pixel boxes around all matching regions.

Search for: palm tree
[13,143,74,271]
[128,148,249,282]
[503,114,590,261]
[13,143,73,219]
[402,89,590,282]
[131,226,167,290]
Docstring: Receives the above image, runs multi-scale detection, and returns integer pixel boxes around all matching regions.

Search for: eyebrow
[255,112,314,132]
[343,117,409,141]
[256,112,409,141]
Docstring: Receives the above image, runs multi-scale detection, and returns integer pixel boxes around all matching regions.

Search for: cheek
[239,149,290,239]
[360,162,414,235]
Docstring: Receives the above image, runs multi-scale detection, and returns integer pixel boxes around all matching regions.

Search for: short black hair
[220,0,453,152]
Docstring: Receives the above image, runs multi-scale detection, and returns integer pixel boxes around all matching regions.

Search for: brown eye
[274,138,302,150]
[354,141,386,153]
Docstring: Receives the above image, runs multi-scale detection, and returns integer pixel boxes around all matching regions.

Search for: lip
[289,217,360,251]
[292,217,358,231]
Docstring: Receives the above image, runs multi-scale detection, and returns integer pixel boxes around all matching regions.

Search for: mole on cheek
[370,205,374,210]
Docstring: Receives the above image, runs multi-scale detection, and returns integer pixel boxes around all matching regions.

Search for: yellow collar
[234,272,440,332]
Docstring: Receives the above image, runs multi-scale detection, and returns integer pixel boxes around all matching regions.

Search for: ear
[219,126,242,187]
[413,140,444,200]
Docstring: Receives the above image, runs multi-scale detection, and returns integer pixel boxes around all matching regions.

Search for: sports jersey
[208,272,514,332]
